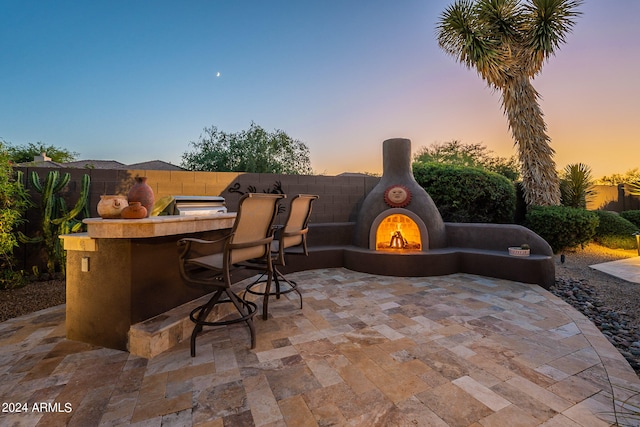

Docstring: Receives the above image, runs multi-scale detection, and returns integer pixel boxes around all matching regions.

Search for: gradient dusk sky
[1,1,638,178]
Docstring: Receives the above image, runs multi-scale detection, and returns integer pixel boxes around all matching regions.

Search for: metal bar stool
[246,194,318,320]
[177,193,284,356]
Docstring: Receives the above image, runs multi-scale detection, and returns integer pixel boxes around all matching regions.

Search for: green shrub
[525,206,598,253]
[596,235,638,250]
[620,210,640,228]
[592,210,639,250]
[1,142,31,289]
[413,162,516,223]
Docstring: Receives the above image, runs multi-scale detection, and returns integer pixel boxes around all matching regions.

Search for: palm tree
[437,0,582,206]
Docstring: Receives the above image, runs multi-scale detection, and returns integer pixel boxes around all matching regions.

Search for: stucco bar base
[61,214,236,352]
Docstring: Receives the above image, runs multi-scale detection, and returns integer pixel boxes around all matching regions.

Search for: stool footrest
[246,268,303,320]
[189,289,257,356]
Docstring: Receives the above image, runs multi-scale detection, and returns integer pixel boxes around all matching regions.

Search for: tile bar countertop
[83,213,236,239]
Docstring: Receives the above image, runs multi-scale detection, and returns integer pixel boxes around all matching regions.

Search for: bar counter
[61,213,236,351]
[83,212,236,238]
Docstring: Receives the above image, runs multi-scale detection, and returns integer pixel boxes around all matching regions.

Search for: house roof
[16,160,67,168]
[126,160,185,171]
[17,157,185,171]
[63,160,128,169]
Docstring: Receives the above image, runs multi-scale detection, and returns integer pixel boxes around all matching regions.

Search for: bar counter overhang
[61,213,236,351]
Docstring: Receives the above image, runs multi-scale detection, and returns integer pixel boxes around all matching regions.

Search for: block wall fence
[16,166,380,230]
[17,167,638,218]
[13,167,639,272]
[587,184,640,212]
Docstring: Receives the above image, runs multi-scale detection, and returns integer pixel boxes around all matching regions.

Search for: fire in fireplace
[375,213,422,251]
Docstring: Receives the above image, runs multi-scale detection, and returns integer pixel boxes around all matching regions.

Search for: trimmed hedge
[593,210,639,250]
[620,210,640,228]
[412,162,516,223]
[524,206,598,253]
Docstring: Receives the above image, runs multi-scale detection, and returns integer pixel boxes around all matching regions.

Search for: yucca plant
[20,170,90,276]
[560,163,595,208]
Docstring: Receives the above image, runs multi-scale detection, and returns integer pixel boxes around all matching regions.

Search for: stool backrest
[230,193,285,264]
[281,194,319,253]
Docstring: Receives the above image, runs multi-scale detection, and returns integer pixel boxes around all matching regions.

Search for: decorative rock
[551,277,640,375]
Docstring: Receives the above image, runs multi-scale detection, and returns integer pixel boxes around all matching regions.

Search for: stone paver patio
[2,268,640,426]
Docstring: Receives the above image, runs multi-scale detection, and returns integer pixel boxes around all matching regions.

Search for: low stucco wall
[281,222,555,288]
[444,223,553,256]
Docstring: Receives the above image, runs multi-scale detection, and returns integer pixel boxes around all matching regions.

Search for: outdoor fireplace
[213,136,554,287]
[355,138,446,251]
[278,138,554,287]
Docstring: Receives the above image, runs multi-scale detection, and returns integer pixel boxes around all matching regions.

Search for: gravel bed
[1,244,639,375]
[0,279,66,323]
[551,277,640,373]
[552,244,640,376]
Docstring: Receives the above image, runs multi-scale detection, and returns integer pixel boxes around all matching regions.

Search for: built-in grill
[165,196,227,216]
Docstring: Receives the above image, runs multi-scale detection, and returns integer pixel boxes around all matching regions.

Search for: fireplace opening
[375,214,422,252]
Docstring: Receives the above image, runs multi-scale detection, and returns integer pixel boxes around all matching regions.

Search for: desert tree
[6,142,79,164]
[414,140,520,181]
[181,122,312,175]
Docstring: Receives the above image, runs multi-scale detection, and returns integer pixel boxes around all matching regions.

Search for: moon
[216,72,221,77]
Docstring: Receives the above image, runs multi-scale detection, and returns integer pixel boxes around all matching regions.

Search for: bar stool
[246,194,318,320]
[177,193,284,356]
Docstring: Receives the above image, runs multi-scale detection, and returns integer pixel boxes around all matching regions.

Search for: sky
[1,0,639,179]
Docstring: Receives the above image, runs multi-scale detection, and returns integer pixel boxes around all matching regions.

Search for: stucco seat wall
[279,222,555,288]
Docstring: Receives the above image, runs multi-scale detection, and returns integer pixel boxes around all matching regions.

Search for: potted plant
[508,244,530,257]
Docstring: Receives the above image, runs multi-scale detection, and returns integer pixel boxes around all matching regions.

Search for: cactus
[20,170,90,276]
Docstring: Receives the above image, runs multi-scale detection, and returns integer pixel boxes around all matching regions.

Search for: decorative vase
[120,201,147,219]
[127,177,154,217]
[97,195,128,219]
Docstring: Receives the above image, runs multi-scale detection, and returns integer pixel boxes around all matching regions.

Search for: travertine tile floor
[2,268,640,426]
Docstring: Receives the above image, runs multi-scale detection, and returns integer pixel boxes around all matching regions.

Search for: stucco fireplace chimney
[354,138,447,250]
